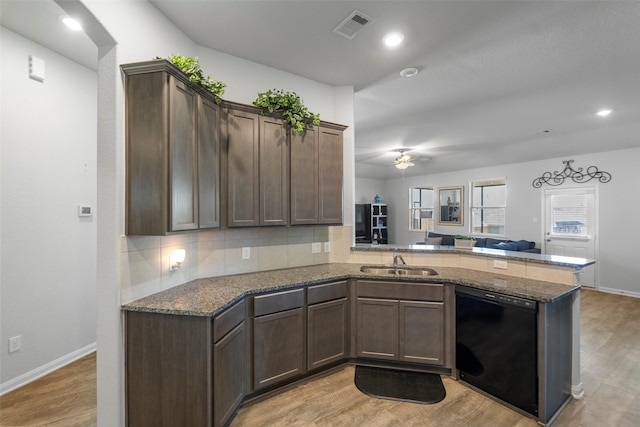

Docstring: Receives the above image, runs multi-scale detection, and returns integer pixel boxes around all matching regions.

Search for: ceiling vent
[333,10,374,39]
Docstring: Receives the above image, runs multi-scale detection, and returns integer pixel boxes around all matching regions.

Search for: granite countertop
[353,244,596,268]
[122,263,579,318]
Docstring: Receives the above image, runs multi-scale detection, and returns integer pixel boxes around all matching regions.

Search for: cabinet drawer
[307,281,348,305]
[213,299,246,343]
[356,280,444,302]
[254,288,304,317]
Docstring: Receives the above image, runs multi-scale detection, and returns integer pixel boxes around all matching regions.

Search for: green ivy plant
[253,89,321,135]
[158,55,226,104]
[454,235,476,240]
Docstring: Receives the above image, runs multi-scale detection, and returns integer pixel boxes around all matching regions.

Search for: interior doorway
[543,187,598,288]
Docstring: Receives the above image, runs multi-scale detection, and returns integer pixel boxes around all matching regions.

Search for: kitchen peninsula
[123,247,593,427]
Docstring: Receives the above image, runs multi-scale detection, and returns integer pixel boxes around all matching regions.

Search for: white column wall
[0,27,97,390]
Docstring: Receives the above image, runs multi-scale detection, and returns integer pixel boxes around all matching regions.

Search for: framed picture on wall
[438,186,464,225]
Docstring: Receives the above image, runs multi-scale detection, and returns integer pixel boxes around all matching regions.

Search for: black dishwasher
[456,285,538,416]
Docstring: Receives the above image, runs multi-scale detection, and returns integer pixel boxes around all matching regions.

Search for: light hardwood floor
[1,288,638,426]
[0,352,96,427]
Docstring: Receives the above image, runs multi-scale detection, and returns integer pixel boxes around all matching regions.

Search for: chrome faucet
[393,250,407,267]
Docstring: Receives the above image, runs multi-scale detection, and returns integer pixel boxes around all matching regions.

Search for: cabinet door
[213,322,246,427]
[357,298,398,360]
[169,77,199,231]
[399,301,445,365]
[318,126,343,224]
[308,298,347,370]
[253,308,305,390]
[198,96,220,229]
[227,109,260,227]
[259,116,289,226]
[290,126,319,225]
[125,71,167,236]
[125,312,212,426]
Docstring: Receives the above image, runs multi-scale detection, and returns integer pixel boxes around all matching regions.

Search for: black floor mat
[354,366,446,405]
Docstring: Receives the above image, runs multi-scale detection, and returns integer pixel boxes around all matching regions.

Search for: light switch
[311,242,321,253]
[29,55,45,82]
[242,247,251,260]
[493,260,508,270]
[78,205,93,217]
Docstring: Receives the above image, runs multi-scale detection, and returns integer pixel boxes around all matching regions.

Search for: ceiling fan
[354,146,430,170]
[394,149,414,170]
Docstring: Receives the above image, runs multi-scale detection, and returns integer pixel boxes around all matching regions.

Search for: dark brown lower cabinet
[356,281,448,367]
[253,308,305,390]
[124,280,451,426]
[357,298,399,360]
[399,301,445,365]
[308,298,348,370]
[213,322,246,427]
[125,311,212,427]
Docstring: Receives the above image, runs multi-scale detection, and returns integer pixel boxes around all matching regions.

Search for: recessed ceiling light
[400,67,419,78]
[596,109,613,117]
[60,15,82,31]
[383,32,404,48]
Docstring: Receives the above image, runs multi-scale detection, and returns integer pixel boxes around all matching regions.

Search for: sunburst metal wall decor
[532,160,612,188]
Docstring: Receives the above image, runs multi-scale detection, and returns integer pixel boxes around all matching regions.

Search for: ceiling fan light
[395,161,413,170]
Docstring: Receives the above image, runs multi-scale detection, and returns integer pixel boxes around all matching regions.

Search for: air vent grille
[333,10,374,39]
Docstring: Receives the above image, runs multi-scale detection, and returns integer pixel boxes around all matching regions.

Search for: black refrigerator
[355,204,372,243]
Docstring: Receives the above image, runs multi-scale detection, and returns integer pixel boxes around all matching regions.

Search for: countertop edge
[121,264,579,317]
[352,244,596,268]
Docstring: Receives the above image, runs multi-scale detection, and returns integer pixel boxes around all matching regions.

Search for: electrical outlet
[324,242,332,253]
[493,260,508,270]
[242,247,251,260]
[311,242,321,253]
[9,336,21,354]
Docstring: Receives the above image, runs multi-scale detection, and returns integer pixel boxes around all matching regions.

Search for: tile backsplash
[120,225,353,303]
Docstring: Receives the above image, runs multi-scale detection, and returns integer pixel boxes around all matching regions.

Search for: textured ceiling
[3,1,639,179]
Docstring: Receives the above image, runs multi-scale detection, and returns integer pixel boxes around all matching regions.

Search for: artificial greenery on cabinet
[157,55,226,104]
[253,89,321,135]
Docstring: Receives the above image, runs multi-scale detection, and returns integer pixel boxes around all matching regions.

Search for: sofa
[420,231,541,254]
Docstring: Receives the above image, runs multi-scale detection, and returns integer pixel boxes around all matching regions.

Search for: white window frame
[470,178,507,237]
[408,186,435,233]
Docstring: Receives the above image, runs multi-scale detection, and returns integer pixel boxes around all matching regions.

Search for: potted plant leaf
[158,55,226,104]
[253,89,320,135]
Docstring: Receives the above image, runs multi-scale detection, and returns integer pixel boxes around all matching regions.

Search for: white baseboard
[0,342,96,396]
[596,286,640,299]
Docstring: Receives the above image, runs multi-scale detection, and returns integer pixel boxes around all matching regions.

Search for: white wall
[355,177,387,204]
[385,148,640,296]
[0,27,97,391]
[76,1,355,425]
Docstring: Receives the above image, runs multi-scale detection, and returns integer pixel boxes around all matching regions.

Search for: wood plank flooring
[0,352,96,426]
[1,288,638,426]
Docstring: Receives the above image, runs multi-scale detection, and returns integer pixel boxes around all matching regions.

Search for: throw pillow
[425,237,443,245]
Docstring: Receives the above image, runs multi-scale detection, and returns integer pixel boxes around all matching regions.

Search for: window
[471,178,506,235]
[549,190,591,237]
[409,187,435,232]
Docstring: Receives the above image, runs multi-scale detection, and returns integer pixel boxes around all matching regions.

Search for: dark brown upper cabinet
[318,125,344,224]
[290,123,346,225]
[122,60,220,235]
[226,103,349,228]
[259,115,289,226]
[225,107,289,227]
[226,108,260,227]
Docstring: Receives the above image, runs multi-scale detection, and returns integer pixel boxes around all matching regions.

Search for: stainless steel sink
[360,266,438,276]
